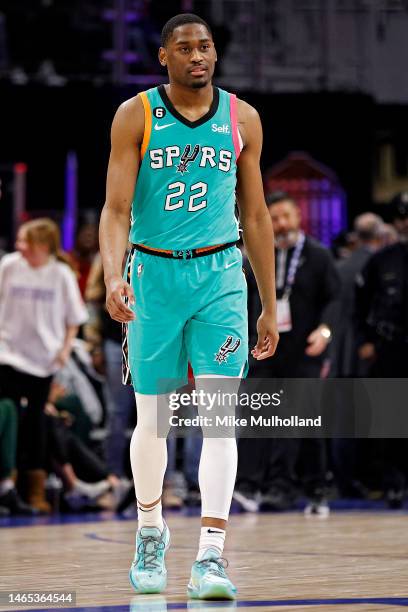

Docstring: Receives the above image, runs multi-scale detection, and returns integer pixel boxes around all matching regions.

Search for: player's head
[159,14,216,89]
[16,218,62,265]
[266,191,301,248]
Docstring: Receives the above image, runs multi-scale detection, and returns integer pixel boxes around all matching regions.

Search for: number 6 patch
[153,107,166,119]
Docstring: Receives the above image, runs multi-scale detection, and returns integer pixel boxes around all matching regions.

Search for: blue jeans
[104,339,135,476]
[183,433,202,488]
[165,434,202,488]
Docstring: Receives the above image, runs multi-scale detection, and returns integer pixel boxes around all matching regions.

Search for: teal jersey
[129,85,242,250]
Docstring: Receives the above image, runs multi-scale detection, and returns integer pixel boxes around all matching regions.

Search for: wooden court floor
[1,512,408,611]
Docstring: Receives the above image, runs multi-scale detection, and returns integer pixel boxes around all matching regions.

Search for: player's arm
[236,99,279,360]
[99,96,144,323]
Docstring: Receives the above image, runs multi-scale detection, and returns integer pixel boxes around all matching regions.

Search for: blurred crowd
[0,189,408,517]
[0,1,224,86]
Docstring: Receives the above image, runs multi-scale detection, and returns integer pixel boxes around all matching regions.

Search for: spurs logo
[137,263,144,277]
[215,336,241,364]
[177,144,200,174]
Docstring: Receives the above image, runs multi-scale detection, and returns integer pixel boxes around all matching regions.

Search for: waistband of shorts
[130,241,238,260]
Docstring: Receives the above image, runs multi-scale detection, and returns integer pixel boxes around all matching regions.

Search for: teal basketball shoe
[129,521,170,594]
[187,548,237,600]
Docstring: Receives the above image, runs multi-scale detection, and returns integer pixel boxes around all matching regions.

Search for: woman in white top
[0,218,88,512]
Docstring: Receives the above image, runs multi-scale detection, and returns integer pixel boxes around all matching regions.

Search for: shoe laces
[197,557,229,578]
[136,534,165,570]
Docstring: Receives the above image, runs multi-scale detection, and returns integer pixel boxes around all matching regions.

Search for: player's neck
[165,82,213,110]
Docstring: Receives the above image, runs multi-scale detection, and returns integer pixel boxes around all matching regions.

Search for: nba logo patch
[137,263,144,277]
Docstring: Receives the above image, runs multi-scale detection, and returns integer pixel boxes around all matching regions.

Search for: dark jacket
[330,246,373,376]
[246,235,340,375]
[355,242,408,345]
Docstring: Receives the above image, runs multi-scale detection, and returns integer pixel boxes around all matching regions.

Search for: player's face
[269,201,301,248]
[159,24,217,89]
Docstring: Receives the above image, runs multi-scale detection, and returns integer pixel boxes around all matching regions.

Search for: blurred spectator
[235,192,340,515]
[378,223,398,248]
[3,0,69,86]
[356,192,408,371]
[44,400,129,511]
[85,254,135,478]
[355,192,408,508]
[69,223,99,298]
[331,229,358,261]
[0,399,38,516]
[331,213,384,378]
[54,340,109,439]
[0,218,87,512]
[330,213,384,498]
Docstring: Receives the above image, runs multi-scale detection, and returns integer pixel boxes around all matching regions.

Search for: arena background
[1,2,408,611]
[1,1,407,247]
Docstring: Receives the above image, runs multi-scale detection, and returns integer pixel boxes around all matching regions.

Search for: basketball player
[99,13,278,600]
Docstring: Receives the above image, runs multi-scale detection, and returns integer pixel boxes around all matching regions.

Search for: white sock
[138,499,164,531]
[0,478,14,496]
[197,526,226,560]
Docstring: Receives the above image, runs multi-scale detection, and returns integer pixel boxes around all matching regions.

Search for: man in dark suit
[330,213,384,497]
[235,192,340,515]
[331,212,384,378]
[355,193,408,508]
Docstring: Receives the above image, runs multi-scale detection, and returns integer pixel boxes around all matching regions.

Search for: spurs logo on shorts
[214,335,241,364]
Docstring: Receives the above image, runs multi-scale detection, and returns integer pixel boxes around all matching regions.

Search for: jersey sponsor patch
[211,123,230,134]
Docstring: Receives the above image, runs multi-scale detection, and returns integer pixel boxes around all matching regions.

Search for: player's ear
[158,47,167,67]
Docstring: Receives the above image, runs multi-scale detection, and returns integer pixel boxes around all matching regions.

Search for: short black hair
[266,191,297,208]
[161,13,212,47]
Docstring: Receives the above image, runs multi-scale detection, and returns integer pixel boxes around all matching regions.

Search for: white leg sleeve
[130,393,168,505]
[196,375,239,521]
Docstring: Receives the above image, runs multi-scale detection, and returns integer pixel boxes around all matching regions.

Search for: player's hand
[252,310,279,360]
[106,275,135,323]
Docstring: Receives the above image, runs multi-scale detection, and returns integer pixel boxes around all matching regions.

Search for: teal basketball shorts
[122,245,249,394]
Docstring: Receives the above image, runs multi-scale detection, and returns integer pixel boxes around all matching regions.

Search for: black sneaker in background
[260,487,296,512]
[184,486,201,507]
[386,489,405,510]
[0,488,39,516]
[304,498,330,517]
